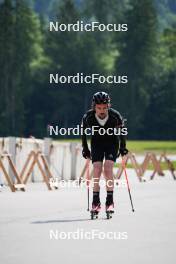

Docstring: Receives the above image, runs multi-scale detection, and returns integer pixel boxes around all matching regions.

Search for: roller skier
[81,92,128,219]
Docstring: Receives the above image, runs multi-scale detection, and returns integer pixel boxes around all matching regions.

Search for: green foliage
[0,0,175,139]
[143,27,176,139]
[0,0,46,136]
[155,0,176,30]
[113,0,158,138]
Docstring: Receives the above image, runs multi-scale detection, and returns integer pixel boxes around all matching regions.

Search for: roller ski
[106,203,114,219]
[90,203,101,220]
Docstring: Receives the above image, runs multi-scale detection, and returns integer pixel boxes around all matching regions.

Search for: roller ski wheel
[91,210,99,220]
[106,203,114,219]
[90,203,101,220]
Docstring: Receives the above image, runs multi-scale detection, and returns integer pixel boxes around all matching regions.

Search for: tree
[45,0,81,129]
[143,27,176,139]
[113,0,158,138]
[0,0,45,136]
[0,0,14,135]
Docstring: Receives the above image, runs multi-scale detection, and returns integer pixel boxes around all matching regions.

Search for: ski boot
[105,203,114,219]
[90,203,101,220]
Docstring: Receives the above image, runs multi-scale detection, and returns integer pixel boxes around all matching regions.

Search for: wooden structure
[79,152,176,184]
[20,150,56,190]
[0,151,25,192]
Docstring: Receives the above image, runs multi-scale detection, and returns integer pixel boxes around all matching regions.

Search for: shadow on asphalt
[31,218,94,224]
[31,216,112,224]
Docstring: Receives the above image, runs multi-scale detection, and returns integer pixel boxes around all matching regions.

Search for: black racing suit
[81,108,127,163]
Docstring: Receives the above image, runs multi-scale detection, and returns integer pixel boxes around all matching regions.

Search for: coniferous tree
[0,0,44,136]
[113,0,158,138]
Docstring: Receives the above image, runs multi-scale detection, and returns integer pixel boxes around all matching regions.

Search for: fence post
[8,137,16,183]
[44,138,52,178]
[44,138,52,164]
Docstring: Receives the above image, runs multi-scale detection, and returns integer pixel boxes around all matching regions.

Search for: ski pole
[122,157,135,212]
[86,159,90,211]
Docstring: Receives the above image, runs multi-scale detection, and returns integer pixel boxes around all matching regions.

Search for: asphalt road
[0,170,176,264]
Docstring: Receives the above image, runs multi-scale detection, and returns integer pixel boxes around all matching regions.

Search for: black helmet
[92,92,110,105]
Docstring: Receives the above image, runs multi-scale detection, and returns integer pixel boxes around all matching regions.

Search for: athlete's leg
[104,159,115,207]
[91,145,104,206]
[93,161,103,192]
[104,160,114,192]
[91,161,102,206]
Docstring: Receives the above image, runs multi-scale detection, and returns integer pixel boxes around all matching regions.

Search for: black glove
[118,148,128,157]
[82,148,91,159]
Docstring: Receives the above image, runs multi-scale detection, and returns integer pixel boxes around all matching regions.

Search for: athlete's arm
[81,114,91,159]
[119,118,126,149]
[116,112,128,156]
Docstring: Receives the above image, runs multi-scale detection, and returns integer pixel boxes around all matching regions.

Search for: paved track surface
[0,170,176,264]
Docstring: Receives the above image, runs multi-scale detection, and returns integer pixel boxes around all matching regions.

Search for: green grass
[126,141,176,154]
[114,160,176,170]
[57,139,176,154]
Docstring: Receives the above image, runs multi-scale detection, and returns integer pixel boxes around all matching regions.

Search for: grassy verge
[114,160,176,170]
[126,141,176,154]
[57,139,176,154]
